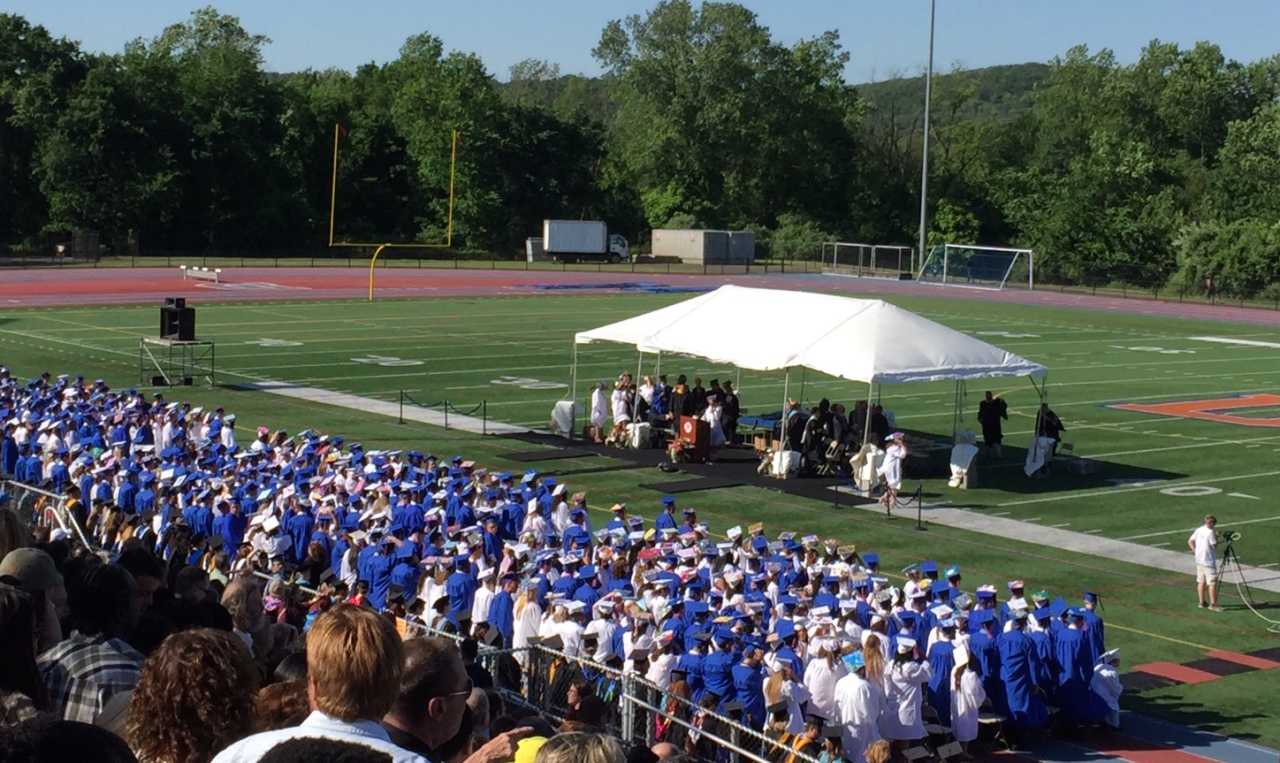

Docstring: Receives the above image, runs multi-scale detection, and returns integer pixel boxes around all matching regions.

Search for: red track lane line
[1207,649,1280,671]
[1087,729,1220,763]
[1131,662,1221,686]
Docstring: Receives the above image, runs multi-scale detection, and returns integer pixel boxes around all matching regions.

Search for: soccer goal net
[820,242,915,277]
[917,244,1034,290]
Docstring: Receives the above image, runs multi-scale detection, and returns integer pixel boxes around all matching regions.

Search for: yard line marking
[1149,542,1171,548]
[1118,514,1280,541]
[997,470,1280,507]
[1023,517,1043,522]
[1228,492,1260,500]
[991,511,1011,517]
[1050,522,1072,528]
[1085,529,1104,534]
[1189,335,1280,349]
[1261,563,1280,568]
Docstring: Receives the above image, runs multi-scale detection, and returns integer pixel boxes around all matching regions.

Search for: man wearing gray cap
[0,547,66,651]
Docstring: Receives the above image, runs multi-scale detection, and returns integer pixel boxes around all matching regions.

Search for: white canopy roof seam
[573,284,1046,385]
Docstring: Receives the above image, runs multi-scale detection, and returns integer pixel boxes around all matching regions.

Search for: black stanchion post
[483,400,487,435]
[399,390,404,424]
[916,483,926,531]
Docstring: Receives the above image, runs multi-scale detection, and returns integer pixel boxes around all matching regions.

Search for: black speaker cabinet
[160,306,195,341]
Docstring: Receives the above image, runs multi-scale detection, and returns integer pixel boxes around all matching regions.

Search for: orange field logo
[1111,393,1280,428]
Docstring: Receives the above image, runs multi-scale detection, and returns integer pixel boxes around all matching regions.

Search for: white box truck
[542,220,629,263]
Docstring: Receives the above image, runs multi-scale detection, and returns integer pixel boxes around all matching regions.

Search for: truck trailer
[542,220,629,263]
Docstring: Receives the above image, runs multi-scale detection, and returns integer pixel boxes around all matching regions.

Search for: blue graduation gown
[489,590,515,647]
[997,630,1048,728]
[287,512,314,562]
[446,570,476,619]
[926,640,956,724]
[655,511,677,531]
[1053,627,1092,724]
[1027,630,1056,697]
[731,662,765,727]
[702,650,737,706]
[676,651,705,701]
[971,630,1006,715]
[1082,611,1105,665]
[367,552,393,610]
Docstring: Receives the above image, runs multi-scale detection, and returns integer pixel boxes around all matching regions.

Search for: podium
[676,416,710,463]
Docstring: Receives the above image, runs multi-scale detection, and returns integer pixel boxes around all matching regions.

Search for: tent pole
[735,367,741,392]
[655,351,661,378]
[781,370,791,449]
[799,368,807,406]
[636,351,643,385]
[862,381,874,448]
[570,341,578,402]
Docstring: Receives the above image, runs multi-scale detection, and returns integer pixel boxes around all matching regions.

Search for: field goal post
[917,243,1034,290]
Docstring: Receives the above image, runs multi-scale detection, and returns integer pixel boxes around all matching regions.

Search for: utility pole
[916,0,936,275]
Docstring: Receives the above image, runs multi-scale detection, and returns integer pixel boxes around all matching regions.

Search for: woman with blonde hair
[534,731,626,763]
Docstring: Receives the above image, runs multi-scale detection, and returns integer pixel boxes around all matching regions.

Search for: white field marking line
[1228,492,1261,500]
[0,327,270,383]
[1117,514,1280,541]
[893,383,1280,423]
[1085,529,1104,534]
[1189,336,1280,349]
[1150,542,1171,548]
[996,469,1280,507]
[1023,517,1043,522]
[991,511,1011,516]
[1261,563,1280,568]
[1050,522,1072,528]
[1079,433,1280,460]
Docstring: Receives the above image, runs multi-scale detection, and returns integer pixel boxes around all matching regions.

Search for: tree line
[2,3,1279,297]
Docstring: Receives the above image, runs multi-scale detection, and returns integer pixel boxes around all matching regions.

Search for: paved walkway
[834,489,1280,593]
[250,381,530,435]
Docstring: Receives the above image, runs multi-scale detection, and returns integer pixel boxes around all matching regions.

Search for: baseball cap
[0,548,64,593]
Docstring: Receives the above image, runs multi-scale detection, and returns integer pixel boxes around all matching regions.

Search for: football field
[3,282,1280,746]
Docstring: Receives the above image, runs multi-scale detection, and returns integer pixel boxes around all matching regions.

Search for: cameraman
[1187,515,1222,612]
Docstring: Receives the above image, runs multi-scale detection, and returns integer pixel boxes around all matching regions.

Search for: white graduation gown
[591,388,608,428]
[512,602,543,658]
[802,658,847,721]
[879,661,932,740]
[834,671,882,763]
[950,668,986,743]
[1091,663,1122,728]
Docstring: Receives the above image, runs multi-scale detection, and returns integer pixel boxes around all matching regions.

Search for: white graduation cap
[478,568,495,581]
[896,636,917,653]
[262,516,281,533]
[726,526,742,541]
[563,600,586,615]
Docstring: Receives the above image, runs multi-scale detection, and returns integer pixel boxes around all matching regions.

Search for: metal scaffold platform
[138,337,216,387]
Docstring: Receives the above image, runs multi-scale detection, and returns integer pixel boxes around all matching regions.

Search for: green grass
[2,289,1280,747]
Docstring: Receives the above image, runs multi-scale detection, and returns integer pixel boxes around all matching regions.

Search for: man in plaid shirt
[38,562,143,723]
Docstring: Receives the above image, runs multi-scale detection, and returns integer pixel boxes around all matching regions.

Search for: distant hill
[854,62,1051,125]
[495,62,1052,127]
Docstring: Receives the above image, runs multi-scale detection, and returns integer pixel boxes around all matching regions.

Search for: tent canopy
[574,284,1045,385]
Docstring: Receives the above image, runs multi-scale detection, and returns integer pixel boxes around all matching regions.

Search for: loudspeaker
[164,297,186,309]
[160,305,195,341]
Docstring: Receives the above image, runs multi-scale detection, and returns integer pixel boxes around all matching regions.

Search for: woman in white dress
[877,432,908,511]
[879,636,932,744]
[950,645,985,747]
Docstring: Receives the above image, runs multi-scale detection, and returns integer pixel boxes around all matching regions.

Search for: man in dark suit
[690,377,708,415]
[977,391,1009,456]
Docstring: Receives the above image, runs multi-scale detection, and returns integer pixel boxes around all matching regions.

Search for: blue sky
[9,1,1279,83]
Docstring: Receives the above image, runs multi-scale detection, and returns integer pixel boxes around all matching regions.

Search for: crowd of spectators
[1,367,1122,762]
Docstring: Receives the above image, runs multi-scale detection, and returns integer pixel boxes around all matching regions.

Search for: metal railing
[2,479,93,550]
[7,475,815,762]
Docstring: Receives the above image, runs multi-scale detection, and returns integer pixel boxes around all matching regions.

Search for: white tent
[570,285,1046,445]
[574,285,1045,384]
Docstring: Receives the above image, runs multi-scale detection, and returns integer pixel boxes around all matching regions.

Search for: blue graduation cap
[661,495,676,506]
[775,619,796,640]
[920,560,938,574]
[1049,596,1069,618]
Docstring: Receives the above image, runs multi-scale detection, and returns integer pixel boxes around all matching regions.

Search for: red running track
[2,266,1279,328]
